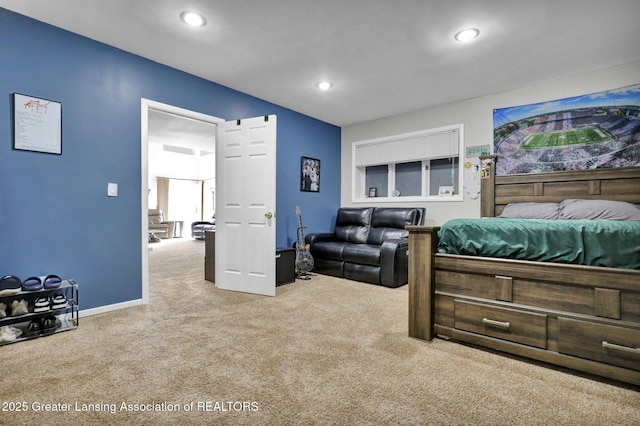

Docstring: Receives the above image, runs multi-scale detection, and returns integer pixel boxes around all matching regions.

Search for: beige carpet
[1,238,638,425]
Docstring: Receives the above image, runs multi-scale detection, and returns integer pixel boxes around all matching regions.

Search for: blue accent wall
[0,9,341,309]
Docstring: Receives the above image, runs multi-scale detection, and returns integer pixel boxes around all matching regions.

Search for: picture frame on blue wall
[301,156,320,192]
[12,93,62,155]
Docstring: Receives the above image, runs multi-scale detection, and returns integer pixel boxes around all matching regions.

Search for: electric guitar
[295,206,314,274]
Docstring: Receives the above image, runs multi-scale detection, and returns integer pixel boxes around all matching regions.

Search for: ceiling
[148,109,216,154]
[2,0,640,128]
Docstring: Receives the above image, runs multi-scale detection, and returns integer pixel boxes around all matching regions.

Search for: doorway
[140,99,223,304]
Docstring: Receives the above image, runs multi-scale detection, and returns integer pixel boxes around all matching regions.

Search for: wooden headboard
[479,155,640,217]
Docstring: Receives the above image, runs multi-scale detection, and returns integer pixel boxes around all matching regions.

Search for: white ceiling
[2,0,640,128]
[148,109,216,154]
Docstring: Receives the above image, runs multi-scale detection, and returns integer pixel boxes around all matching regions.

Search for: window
[395,161,422,196]
[365,165,388,197]
[352,124,463,202]
[429,158,459,196]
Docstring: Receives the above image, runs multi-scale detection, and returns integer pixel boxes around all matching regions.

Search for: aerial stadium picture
[493,84,640,175]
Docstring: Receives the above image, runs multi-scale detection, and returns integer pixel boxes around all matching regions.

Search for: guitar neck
[296,207,306,242]
[298,218,305,241]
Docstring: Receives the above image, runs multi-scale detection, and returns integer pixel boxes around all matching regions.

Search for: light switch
[107,183,118,197]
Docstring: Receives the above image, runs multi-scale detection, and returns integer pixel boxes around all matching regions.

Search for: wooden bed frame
[408,157,640,386]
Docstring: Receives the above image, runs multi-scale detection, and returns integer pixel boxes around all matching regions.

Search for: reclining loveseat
[149,209,174,240]
[191,213,215,240]
[305,207,424,288]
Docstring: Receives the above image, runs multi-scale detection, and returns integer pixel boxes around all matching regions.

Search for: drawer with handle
[454,299,548,349]
[558,317,640,371]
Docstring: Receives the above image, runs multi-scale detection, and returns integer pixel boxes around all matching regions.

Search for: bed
[407,156,640,386]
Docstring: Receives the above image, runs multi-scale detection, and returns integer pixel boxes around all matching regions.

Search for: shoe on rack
[50,294,68,310]
[0,326,22,343]
[9,299,28,316]
[26,320,42,339]
[43,275,62,289]
[41,315,57,336]
[33,297,51,313]
[0,326,13,343]
[57,314,73,330]
[0,275,22,295]
[21,276,43,292]
[0,302,6,319]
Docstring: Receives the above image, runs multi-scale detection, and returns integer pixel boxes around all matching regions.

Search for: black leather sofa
[191,215,215,240]
[305,207,425,288]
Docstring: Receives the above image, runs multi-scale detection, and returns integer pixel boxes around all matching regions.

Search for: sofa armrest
[191,220,215,227]
[380,238,410,287]
[305,232,336,246]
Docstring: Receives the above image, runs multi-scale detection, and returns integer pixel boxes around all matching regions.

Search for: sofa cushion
[310,241,348,261]
[312,258,344,278]
[342,244,381,266]
[367,208,419,245]
[344,263,380,285]
[333,208,373,244]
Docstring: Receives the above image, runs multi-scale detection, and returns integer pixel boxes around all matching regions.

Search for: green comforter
[437,218,640,269]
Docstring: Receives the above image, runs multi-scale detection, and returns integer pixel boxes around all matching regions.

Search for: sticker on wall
[465,145,490,158]
[464,168,480,200]
[480,158,492,179]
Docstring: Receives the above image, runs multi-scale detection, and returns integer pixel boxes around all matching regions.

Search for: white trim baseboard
[79,299,144,318]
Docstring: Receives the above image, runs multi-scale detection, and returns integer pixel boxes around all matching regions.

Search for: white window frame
[351,124,464,203]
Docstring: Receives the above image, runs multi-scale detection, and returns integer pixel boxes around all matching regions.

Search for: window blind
[355,130,458,167]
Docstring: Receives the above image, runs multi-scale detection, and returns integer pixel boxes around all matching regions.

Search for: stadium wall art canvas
[493,84,640,175]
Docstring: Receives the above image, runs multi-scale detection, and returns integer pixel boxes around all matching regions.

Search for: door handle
[265,212,273,219]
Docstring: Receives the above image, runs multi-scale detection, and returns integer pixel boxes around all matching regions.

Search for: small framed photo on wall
[438,186,454,196]
[301,156,320,192]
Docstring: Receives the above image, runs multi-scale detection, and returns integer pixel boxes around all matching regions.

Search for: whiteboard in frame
[12,93,62,155]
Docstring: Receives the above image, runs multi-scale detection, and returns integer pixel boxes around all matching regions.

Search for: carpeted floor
[1,238,638,425]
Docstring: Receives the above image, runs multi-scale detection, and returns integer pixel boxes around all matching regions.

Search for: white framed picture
[13,93,62,155]
[438,186,454,196]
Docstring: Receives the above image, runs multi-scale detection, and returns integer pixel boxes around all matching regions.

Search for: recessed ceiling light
[180,11,207,27]
[317,81,333,91]
[454,28,479,42]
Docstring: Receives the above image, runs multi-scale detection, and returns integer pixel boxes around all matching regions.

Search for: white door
[216,115,277,296]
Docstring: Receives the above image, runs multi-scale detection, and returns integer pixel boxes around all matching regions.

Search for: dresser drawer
[454,300,548,349]
[558,318,640,371]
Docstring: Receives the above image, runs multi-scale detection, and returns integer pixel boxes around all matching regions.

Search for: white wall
[341,60,640,226]
[147,143,216,209]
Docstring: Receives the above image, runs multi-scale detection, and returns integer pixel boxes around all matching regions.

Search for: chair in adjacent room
[191,212,215,240]
[148,209,175,239]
